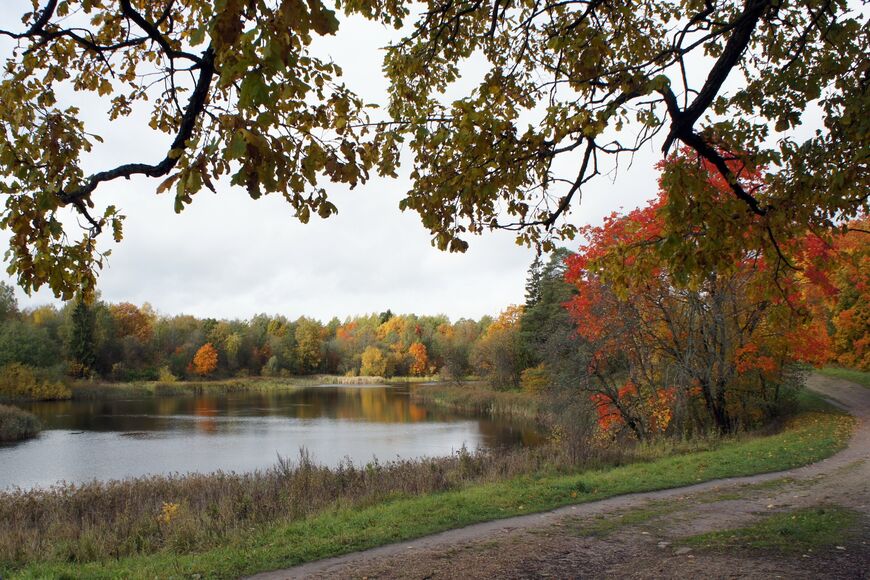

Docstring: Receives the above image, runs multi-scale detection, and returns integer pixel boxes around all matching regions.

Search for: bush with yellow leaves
[0,363,71,401]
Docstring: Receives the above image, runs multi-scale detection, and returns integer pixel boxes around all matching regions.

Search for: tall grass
[69,375,430,400]
[411,383,542,420]
[70,378,297,399]
[0,404,41,442]
[0,427,753,568]
[0,446,572,567]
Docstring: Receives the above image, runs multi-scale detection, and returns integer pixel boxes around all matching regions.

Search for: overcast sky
[0,5,683,322]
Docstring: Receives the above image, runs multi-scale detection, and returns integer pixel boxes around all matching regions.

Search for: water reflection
[0,385,543,490]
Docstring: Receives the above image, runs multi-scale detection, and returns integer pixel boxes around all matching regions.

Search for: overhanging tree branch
[57,47,216,209]
[663,0,771,152]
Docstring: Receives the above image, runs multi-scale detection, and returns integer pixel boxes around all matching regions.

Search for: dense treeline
[0,289,490,384]
[0,247,580,393]
[0,242,580,390]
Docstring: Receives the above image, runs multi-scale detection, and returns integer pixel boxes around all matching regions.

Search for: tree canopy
[370,0,868,260]
[0,0,377,297]
[563,150,862,435]
[0,0,867,297]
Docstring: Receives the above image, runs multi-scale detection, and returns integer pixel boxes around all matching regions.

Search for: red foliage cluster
[563,148,867,435]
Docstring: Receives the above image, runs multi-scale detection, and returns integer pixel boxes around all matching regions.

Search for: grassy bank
[1,393,854,579]
[70,375,435,399]
[71,377,307,399]
[0,404,41,442]
[683,505,861,552]
[818,366,870,389]
[411,383,542,420]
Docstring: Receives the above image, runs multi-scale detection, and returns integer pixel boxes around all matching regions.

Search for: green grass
[694,476,798,504]
[794,388,847,413]
[818,366,870,389]
[683,505,861,552]
[6,405,854,579]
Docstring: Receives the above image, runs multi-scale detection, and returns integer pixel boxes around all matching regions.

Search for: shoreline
[1,382,855,577]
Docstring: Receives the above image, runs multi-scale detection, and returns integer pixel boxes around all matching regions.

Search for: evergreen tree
[519,249,576,366]
[378,309,394,325]
[0,282,18,321]
[69,298,96,377]
[524,254,543,309]
[540,247,571,281]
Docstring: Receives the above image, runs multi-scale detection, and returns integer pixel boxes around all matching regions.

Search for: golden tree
[360,346,386,377]
[192,343,218,377]
[408,341,429,376]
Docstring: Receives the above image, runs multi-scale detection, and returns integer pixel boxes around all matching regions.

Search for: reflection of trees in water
[476,417,546,448]
[408,404,427,422]
[193,398,218,433]
[288,387,430,423]
[20,387,544,448]
[156,398,178,417]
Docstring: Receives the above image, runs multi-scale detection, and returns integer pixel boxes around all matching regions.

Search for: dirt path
[250,374,870,579]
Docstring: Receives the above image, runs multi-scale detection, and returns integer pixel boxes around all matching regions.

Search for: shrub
[111,363,159,382]
[0,363,71,401]
[66,361,97,380]
[125,367,160,382]
[158,366,179,383]
[0,404,41,442]
[110,362,127,382]
[521,364,550,394]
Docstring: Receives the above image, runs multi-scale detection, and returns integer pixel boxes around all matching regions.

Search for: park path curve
[248,373,870,579]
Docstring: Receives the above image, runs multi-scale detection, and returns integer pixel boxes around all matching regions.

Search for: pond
[0,384,543,490]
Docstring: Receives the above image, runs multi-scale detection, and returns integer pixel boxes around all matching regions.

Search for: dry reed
[0,445,576,568]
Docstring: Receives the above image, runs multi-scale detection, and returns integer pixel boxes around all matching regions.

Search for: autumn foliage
[472,305,525,389]
[108,303,155,342]
[408,342,430,376]
[565,150,867,437]
[800,218,870,371]
[191,343,219,377]
[360,346,386,377]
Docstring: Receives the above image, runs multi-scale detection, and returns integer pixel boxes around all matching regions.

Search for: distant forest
[0,249,573,387]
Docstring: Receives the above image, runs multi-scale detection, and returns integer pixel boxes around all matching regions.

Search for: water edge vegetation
[0,404,41,443]
[0,390,853,578]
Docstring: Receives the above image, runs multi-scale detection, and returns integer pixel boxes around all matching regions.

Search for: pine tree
[0,282,18,321]
[524,255,543,308]
[69,297,96,377]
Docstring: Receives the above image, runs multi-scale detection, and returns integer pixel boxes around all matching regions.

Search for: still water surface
[0,384,542,490]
